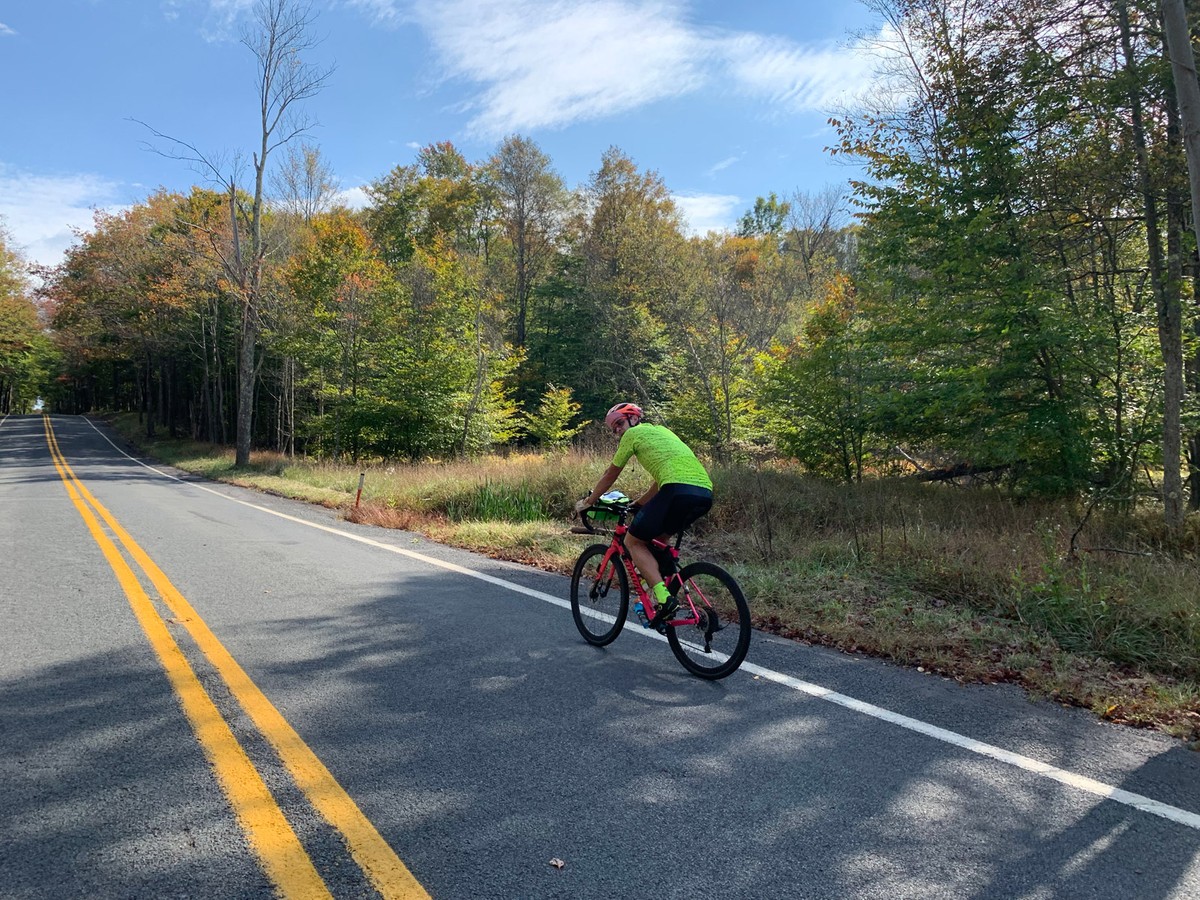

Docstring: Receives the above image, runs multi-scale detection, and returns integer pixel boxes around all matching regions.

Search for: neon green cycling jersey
[612,423,712,490]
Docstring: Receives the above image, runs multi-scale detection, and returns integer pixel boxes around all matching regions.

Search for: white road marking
[81,416,1200,832]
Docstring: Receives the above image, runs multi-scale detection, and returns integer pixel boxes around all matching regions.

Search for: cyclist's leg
[669,487,713,532]
[653,488,712,605]
[628,493,672,589]
[632,486,711,627]
[630,485,710,559]
[624,532,662,593]
[655,487,712,547]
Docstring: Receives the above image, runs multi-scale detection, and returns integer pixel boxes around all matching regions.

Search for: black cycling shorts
[629,483,713,541]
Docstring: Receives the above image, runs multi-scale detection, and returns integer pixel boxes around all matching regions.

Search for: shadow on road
[220,571,1200,899]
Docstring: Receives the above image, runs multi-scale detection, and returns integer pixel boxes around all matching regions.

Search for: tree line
[12,0,1200,529]
[37,138,839,463]
[0,226,55,415]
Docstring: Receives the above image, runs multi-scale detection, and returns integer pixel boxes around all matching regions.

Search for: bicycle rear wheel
[571,543,630,646]
[666,561,751,679]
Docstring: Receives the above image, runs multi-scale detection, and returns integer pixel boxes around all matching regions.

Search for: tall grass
[713,465,1200,679]
[444,481,545,522]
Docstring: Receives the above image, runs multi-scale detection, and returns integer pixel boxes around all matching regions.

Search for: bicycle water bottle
[633,601,650,628]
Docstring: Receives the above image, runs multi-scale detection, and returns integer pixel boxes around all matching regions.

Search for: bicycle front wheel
[667,561,751,679]
[571,543,630,646]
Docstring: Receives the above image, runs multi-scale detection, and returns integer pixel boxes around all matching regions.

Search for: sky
[0,0,887,273]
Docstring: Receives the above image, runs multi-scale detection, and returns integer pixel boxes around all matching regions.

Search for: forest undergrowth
[109,414,1200,743]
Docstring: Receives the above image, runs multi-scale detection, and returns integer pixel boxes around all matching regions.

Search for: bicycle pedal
[649,598,679,631]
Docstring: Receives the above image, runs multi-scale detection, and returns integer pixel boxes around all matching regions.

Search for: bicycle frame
[596,520,698,629]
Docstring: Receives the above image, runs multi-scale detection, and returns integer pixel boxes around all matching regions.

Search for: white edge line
[77,415,1200,833]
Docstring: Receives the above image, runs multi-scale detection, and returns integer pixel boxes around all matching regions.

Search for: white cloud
[706,155,740,177]
[345,0,408,26]
[0,22,16,36]
[202,0,256,21]
[0,165,125,271]
[334,186,371,210]
[720,34,874,112]
[404,0,879,137]
[203,0,257,38]
[411,0,709,136]
[672,191,740,236]
[159,0,255,40]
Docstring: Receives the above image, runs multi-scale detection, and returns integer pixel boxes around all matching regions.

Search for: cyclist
[575,402,713,629]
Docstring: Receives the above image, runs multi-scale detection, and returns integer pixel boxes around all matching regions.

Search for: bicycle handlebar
[574,499,635,534]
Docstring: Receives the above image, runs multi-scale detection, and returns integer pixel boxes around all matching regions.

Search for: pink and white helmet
[604,402,643,431]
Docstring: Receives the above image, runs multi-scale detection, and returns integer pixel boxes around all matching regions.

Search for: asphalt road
[2,413,1199,899]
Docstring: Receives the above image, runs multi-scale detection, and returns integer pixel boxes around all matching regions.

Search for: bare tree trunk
[201,308,214,442]
[163,357,173,437]
[1123,1,1183,529]
[236,310,257,463]
[228,0,330,466]
[1163,0,1200,513]
[143,354,156,438]
[285,356,295,457]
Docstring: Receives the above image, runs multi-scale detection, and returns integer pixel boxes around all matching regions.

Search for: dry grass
[107,413,1200,741]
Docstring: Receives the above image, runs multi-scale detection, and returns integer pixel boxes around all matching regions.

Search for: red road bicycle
[570,499,751,679]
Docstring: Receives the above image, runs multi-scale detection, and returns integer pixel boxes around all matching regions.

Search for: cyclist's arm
[581,464,623,507]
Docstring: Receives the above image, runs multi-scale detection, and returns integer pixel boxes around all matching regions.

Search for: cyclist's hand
[573,497,591,517]
[629,502,642,514]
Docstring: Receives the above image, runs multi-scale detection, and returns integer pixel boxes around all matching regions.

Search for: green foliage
[0,295,57,414]
[484,134,569,355]
[661,232,805,459]
[524,384,587,449]
[278,211,400,459]
[569,147,684,414]
[736,192,791,237]
[0,225,55,412]
[455,348,525,456]
[364,141,488,265]
[444,479,546,522]
[765,274,878,481]
[830,0,1178,496]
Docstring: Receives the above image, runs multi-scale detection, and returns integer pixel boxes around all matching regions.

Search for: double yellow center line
[43,416,430,899]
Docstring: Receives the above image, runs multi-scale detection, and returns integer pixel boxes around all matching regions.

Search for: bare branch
[129,118,237,188]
